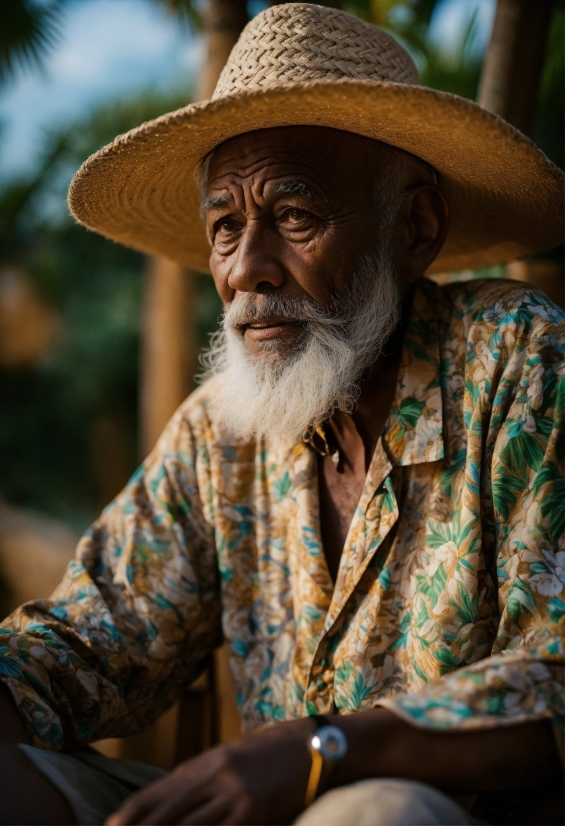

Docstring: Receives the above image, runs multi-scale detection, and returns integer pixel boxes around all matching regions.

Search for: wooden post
[119,0,248,767]
[139,0,249,459]
[477,0,553,136]
[197,0,249,101]
[477,0,562,308]
[176,0,249,758]
[139,256,194,456]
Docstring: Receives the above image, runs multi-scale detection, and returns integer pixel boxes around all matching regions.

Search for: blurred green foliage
[0,90,222,526]
[533,7,564,171]
[0,0,63,84]
[0,0,563,528]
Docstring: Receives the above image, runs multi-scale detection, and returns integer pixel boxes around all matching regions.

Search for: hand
[106,717,314,825]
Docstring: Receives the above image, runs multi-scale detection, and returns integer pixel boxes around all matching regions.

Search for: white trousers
[296,778,475,825]
[20,745,475,825]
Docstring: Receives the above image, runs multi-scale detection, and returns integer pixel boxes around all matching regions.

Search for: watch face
[311,725,348,761]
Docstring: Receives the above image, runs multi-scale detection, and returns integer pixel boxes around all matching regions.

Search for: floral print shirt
[1,277,563,760]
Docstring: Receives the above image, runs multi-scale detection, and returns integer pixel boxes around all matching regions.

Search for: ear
[397,184,450,281]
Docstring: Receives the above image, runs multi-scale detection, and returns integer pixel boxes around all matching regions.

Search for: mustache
[222,293,322,329]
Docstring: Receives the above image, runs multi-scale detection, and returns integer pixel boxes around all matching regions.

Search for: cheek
[292,271,334,309]
[209,251,234,303]
[286,240,351,308]
[274,235,328,300]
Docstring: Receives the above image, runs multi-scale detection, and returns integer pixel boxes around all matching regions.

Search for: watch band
[304,716,348,808]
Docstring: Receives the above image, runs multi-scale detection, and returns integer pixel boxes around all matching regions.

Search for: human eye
[278,206,320,232]
[277,205,320,241]
[283,207,310,222]
[213,216,241,240]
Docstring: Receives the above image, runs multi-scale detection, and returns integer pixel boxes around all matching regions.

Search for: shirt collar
[302,422,332,457]
[382,278,444,466]
[303,278,445,467]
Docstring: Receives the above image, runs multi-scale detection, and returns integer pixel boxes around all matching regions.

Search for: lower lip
[244,323,299,343]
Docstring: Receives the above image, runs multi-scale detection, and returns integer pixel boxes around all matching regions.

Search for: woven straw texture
[68,2,564,274]
[213,3,419,95]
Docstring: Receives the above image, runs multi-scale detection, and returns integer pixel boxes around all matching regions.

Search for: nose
[227,220,284,293]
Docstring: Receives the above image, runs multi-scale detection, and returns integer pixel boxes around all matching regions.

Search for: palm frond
[0,0,64,84]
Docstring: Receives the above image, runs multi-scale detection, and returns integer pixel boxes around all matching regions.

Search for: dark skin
[319,343,403,580]
[203,127,438,579]
[0,127,560,826]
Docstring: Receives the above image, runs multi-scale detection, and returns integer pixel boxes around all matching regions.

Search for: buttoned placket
[302,438,399,714]
[293,280,446,716]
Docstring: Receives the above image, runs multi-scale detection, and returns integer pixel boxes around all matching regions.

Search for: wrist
[304,716,348,806]
[0,683,31,745]
[325,707,399,786]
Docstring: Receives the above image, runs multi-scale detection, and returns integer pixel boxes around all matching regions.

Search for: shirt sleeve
[0,399,222,751]
[377,285,565,762]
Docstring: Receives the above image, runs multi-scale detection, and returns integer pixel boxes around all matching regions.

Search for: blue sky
[0,0,495,183]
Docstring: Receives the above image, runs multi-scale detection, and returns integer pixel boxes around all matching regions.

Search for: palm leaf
[540,475,565,546]
[506,578,536,623]
[499,428,546,482]
[439,448,466,499]
[397,396,426,428]
[492,471,524,522]
[433,646,462,675]
[448,581,478,625]
[0,0,63,84]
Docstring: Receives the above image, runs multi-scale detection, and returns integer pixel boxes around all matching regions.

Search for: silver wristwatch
[304,716,348,807]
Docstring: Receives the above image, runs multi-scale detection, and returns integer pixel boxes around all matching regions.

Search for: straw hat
[68,2,563,274]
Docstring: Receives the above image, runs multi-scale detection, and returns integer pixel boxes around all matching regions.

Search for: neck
[327,297,408,470]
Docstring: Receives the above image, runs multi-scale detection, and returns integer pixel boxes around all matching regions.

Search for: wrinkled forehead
[203,126,387,191]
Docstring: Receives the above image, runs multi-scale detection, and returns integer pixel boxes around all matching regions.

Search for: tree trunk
[197,0,249,100]
[181,0,249,760]
[119,0,249,768]
[139,256,194,457]
[139,0,250,460]
[477,0,562,309]
[477,0,553,136]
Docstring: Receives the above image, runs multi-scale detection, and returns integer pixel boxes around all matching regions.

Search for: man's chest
[207,439,498,728]
[317,451,367,582]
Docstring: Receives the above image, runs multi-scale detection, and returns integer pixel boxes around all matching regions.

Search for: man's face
[199,127,447,441]
[203,126,394,360]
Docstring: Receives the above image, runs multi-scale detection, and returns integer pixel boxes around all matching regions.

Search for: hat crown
[213,2,419,100]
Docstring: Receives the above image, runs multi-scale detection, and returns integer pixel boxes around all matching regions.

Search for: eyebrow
[199,179,316,215]
[200,193,234,213]
[274,180,315,198]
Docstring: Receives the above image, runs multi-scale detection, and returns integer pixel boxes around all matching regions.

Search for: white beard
[199,252,400,442]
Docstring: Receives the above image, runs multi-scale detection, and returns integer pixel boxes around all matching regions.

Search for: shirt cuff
[376,651,564,763]
[0,646,65,751]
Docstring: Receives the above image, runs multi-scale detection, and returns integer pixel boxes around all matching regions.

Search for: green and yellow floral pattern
[0,278,563,759]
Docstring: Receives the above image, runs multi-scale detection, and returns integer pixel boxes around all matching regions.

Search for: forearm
[332,707,560,794]
[0,686,74,823]
[0,682,30,744]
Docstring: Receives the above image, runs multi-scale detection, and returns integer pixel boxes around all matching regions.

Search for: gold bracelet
[304,718,348,808]
[304,749,324,807]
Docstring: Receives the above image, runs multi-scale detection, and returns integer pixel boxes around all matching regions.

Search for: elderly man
[0,4,563,825]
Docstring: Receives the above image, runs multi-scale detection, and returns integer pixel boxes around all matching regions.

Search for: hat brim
[68,78,564,274]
